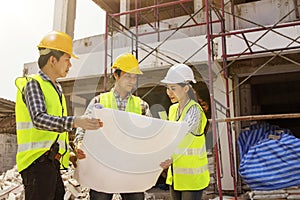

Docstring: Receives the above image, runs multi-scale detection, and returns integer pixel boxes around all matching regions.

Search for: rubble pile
[0,166,23,200]
[0,165,133,200]
[0,165,94,200]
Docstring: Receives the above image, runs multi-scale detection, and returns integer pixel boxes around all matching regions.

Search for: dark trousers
[170,186,204,200]
[90,189,144,200]
[20,155,65,200]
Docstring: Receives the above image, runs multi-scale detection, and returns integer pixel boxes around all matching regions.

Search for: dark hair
[114,69,122,77]
[112,69,122,80]
[193,88,211,135]
[37,48,65,69]
[177,83,197,102]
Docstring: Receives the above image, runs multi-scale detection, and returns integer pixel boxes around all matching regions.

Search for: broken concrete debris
[0,165,92,200]
[0,165,151,200]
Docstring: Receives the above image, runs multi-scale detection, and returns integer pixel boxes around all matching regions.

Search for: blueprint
[75,107,189,193]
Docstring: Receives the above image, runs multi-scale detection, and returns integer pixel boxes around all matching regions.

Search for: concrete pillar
[53,0,77,38]
[240,84,252,127]
[194,0,203,12]
[194,0,204,21]
[240,84,252,116]
[120,0,130,28]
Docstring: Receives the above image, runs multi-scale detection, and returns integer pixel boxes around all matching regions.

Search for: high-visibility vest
[166,99,210,190]
[99,91,142,114]
[15,74,70,172]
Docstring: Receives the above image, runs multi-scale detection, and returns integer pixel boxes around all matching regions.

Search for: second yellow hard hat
[112,53,143,74]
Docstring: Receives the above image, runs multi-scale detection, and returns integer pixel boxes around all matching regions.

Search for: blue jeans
[169,186,204,200]
[89,189,144,200]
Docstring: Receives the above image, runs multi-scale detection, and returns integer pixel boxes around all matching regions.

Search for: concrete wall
[0,133,17,173]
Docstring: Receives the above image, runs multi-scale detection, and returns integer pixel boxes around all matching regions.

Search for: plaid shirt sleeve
[74,96,100,144]
[25,79,75,133]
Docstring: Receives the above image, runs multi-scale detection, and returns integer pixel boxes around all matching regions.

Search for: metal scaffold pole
[218,0,238,198]
[104,11,109,92]
[205,0,223,199]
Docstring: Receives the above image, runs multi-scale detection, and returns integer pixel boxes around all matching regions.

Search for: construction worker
[15,30,102,200]
[74,53,151,200]
[159,64,210,200]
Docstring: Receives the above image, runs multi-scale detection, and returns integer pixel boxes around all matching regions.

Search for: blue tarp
[238,123,300,190]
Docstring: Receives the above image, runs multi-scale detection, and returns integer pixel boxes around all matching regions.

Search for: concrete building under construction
[23,0,300,199]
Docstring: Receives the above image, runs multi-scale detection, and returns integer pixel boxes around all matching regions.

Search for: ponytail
[177,83,197,102]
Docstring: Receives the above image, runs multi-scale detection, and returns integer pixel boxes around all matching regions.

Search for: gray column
[53,0,77,38]
[120,0,130,28]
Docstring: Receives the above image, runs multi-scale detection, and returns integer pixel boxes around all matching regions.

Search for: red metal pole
[104,11,109,92]
[135,0,139,96]
[154,0,161,42]
[135,0,139,57]
[220,7,238,200]
[219,0,238,198]
[231,0,236,30]
[205,0,223,199]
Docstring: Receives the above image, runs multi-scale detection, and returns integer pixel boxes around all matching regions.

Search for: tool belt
[45,142,61,161]
[34,151,61,165]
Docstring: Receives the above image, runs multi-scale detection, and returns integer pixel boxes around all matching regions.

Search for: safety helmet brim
[112,66,143,75]
[160,78,196,84]
[38,45,79,59]
[37,31,78,59]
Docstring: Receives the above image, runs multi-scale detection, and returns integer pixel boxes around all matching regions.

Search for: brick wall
[0,133,17,173]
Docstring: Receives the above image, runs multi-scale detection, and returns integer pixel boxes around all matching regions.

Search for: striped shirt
[74,89,151,143]
[24,71,74,133]
[178,100,202,136]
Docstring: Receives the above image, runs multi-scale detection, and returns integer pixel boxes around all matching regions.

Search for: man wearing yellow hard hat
[15,31,102,200]
[74,53,151,200]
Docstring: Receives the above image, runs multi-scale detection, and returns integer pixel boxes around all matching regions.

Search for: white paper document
[75,107,189,193]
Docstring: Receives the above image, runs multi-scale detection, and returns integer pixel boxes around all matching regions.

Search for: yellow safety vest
[15,74,70,172]
[99,91,142,114]
[166,99,210,190]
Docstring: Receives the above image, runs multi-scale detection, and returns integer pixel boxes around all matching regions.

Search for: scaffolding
[99,0,300,199]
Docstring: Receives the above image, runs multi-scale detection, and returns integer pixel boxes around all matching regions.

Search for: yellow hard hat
[37,30,78,59]
[112,53,143,74]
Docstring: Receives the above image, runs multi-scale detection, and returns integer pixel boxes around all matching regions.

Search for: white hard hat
[161,64,196,84]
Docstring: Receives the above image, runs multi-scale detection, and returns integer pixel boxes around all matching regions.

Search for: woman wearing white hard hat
[160,64,210,200]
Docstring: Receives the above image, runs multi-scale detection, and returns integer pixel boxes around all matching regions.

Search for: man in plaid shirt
[15,31,102,200]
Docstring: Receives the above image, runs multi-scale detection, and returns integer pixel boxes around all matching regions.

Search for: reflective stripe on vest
[166,99,210,190]
[16,122,33,130]
[173,164,209,175]
[15,74,70,172]
[99,91,142,114]
[173,145,207,157]
[17,140,67,153]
